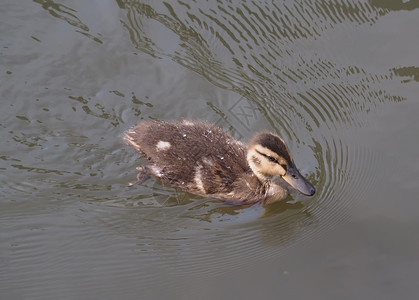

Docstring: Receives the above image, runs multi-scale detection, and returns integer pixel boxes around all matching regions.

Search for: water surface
[1,0,418,299]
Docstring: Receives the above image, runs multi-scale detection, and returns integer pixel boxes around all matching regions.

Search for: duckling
[124,120,315,205]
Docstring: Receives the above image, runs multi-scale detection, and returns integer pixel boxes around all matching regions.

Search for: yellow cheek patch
[247,145,289,178]
[261,163,286,176]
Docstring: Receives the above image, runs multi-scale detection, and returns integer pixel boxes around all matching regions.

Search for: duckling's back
[124,120,253,197]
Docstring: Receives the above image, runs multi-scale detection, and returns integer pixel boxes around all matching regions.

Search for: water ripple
[89,0,406,273]
[6,0,408,280]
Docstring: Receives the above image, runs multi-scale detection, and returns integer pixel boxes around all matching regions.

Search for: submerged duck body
[124,120,315,205]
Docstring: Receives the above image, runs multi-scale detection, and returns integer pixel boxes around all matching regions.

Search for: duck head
[246,132,315,196]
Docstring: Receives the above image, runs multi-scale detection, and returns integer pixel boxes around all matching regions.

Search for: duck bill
[281,165,315,196]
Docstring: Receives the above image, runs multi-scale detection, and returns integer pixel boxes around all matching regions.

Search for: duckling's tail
[124,129,142,150]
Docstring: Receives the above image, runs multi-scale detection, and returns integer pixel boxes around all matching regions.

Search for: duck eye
[267,156,277,163]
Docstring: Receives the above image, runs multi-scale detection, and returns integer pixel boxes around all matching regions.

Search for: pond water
[1,0,418,299]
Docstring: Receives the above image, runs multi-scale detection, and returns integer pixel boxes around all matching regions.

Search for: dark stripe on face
[255,149,279,164]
